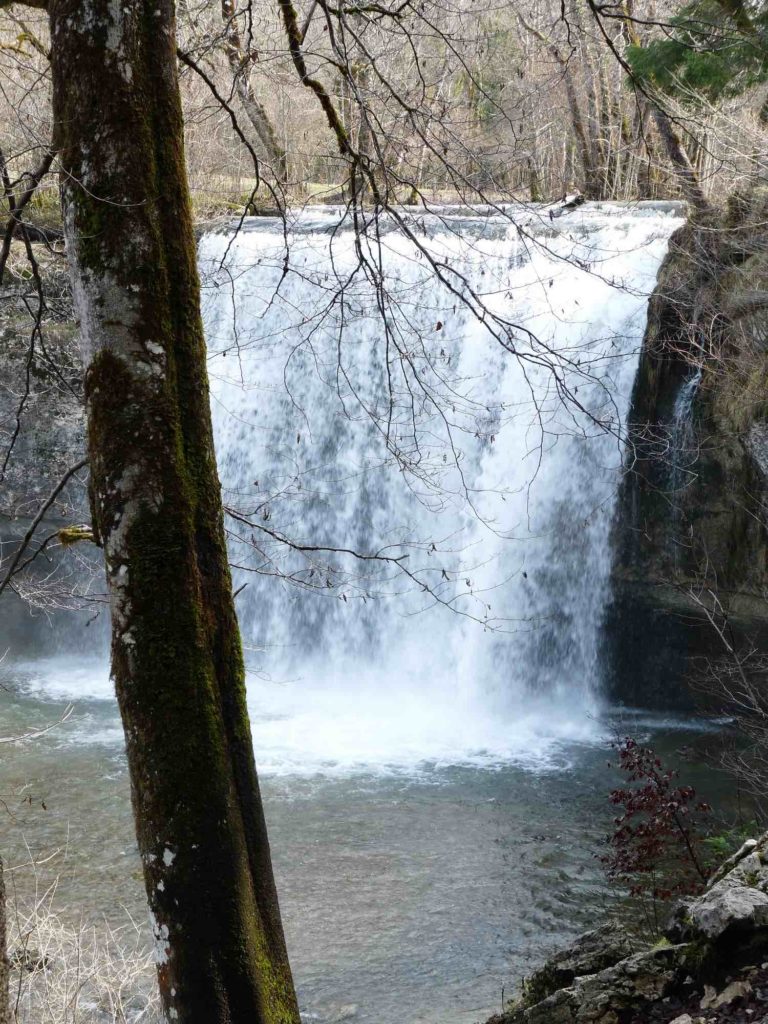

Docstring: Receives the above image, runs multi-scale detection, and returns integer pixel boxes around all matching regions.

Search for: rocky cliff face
[0,267,86,524]
[0,270,96,649]
[604,195,768,709]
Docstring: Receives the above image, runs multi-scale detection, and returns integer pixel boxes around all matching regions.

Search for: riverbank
[492,832,768,1024]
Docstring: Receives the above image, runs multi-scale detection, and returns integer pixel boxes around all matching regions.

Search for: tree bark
[47,2,300,1022]
[0,857,8,1024]
[570,0,608,195]
[650,105,710,212]
[614,2,710,211]
[517,13,601,198]
[221,0,288,183]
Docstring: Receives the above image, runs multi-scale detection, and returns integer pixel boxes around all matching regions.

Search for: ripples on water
[0,657,732,1024]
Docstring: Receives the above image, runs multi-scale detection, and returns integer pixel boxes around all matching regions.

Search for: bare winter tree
[220,0,288,182]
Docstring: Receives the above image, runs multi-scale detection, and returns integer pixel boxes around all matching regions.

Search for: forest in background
[1,0,767,219]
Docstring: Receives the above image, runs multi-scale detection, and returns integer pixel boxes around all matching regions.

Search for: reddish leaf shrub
[600,738,712,905]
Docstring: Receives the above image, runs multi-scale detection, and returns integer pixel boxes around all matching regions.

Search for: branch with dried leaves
[0,458,88,601]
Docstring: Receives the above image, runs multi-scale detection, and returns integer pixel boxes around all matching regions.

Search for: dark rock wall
[0,281,97,653]
[0,271,86,522]
[604,198,768,709]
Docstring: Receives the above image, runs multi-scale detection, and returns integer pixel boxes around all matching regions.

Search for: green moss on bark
[49,3,299,1021]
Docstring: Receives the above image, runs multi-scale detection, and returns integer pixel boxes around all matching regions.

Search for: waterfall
[195,201,686,775]
[670,366,702,495]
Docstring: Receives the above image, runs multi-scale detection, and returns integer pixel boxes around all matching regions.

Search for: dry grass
[7,871,159,1024]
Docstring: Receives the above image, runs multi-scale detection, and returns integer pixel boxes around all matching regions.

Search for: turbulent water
[0,201,694,1024]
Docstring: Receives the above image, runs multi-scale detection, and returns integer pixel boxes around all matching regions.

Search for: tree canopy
[627,0,768,107]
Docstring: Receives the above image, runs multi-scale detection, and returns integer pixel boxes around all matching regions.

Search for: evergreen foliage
[627,0,768,105]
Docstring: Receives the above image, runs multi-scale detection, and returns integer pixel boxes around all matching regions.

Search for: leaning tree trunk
[47,2,300,1022]
[221,0,288,183]
[517,13,601,199]
[650,106,710,212]
[615,3,710,212]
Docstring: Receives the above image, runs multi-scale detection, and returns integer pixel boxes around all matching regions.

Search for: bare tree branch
[0,457,88,600]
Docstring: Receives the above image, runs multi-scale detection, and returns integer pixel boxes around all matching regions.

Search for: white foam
[6,655,603,774]
[244,667,602,777]
[13,657,115,702]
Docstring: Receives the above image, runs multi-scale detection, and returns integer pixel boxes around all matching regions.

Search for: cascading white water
[670,366,703,495]
[9,202,685,776]
[195,200,686,775]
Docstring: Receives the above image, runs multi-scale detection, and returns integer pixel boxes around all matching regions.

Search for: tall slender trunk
[571,0,608,196]
[650,105,710,211]
[47,2,300,1022]
[221,0,288,183]
[600,49,624,196]
[517,13,600,198]
[560,60,600,197]
[0,858,8,1024]
[616,2,710,211]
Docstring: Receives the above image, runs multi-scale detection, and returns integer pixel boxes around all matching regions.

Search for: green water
[0,660,743,1024]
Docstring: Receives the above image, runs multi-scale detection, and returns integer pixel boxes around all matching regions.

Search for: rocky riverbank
[490,833,768,1024]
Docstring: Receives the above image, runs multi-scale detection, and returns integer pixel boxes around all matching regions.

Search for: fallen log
[548,193,586,220]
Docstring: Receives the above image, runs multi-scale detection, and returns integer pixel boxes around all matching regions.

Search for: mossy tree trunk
[0,857,8,1024]
[46,2,300,1022]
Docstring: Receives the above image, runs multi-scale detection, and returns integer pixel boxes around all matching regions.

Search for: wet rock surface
[520,923,646,1005]
[489,834,768,1024]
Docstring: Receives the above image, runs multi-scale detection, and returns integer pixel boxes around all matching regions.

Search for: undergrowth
[7,872,159,1024]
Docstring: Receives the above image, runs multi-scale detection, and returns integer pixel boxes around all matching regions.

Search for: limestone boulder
[520,923,644,1005]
